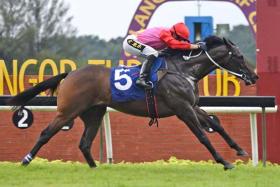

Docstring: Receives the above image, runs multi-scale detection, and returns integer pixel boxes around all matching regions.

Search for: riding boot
[136,55,157,89]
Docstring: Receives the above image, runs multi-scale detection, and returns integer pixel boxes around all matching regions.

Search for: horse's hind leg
[195,106,248,156]
[79,105,106,168]
[22,113,73,165]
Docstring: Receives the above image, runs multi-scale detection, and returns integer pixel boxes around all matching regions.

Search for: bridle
[204,50,245,79]
[166,44,249,85]
[183,48,245,79]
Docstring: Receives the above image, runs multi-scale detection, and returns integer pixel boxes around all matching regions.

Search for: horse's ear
[228,39,236,46]
[223,37,233,48]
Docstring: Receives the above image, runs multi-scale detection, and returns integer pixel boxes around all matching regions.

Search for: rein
[165,45,246,84]
[182,48,245,79]
[204,51,244,78]
[183,50,203,61]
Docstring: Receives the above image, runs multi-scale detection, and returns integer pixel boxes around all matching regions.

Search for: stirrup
[145,81,153,89]
[136,79,153,89]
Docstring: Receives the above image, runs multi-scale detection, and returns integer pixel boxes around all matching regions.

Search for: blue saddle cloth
[110,58,166,102]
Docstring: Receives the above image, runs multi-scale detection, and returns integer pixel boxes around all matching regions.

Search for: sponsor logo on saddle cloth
[110,58,166,102]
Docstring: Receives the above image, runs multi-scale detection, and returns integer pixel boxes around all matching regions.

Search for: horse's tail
[6,73,68,108]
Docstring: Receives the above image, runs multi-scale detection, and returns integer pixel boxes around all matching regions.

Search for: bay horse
[7,36,258,170]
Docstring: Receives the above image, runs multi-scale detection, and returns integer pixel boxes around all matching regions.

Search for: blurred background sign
[185,16,213,42]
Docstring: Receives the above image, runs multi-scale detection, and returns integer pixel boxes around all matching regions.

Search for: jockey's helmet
[170,22,190,42]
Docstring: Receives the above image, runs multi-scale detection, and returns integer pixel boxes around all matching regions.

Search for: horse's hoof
[89,164,97,168]
[237,150,249,157]
[224,163,234,170]
[21,153,32,166]
[21,159,30,166]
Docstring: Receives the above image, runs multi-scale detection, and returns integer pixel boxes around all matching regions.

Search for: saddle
[110,57,168,127]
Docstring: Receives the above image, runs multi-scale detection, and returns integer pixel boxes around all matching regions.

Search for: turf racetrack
[0,157,279,187]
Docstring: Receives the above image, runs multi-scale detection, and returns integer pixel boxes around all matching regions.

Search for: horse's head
[163,36,258,85]
[205,37,258,85]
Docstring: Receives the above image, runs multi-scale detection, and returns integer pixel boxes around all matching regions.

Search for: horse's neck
[190,54,218,80]
[167,47,228,81]
[167,53,216,81]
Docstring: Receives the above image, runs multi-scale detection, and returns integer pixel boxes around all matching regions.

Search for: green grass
[0,157,280,187]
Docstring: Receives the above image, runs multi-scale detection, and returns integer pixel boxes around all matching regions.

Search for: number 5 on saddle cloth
[110,58,167,126]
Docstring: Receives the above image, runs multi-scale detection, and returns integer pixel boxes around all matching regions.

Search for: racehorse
[7,36,258,170]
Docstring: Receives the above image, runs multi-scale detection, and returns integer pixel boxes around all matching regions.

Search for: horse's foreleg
[22,113,72,166]
[169,101,234,170]
[195,107,248,157]
[79,106,106,168]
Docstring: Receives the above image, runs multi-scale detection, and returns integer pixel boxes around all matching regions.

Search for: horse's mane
[203,35,224,49]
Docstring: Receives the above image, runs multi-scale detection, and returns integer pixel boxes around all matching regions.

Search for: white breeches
[123,35,159,58]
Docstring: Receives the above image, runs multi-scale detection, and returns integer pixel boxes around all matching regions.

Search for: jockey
[123,22,207,89]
